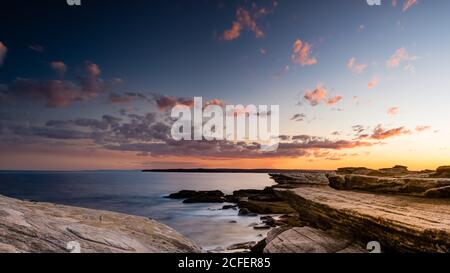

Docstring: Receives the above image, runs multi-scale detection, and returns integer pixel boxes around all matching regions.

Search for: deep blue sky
[1,0,449,170]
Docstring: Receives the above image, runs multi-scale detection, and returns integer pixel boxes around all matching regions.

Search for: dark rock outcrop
[166,190,226,203]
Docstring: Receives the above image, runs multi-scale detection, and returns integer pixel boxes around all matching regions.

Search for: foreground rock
[264,227,366,253]
[328,174,450,198]
[0,195,201,253]
[276,185,450,252]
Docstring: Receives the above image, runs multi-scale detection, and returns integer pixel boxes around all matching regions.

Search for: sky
[0,0,449,171]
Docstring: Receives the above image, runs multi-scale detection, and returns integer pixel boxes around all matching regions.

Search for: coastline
[1,165,450,253]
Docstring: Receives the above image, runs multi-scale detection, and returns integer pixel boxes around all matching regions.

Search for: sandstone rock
[0,195,201,253]
[328,174,450,198]
[264,226,365,253]
[276,186,450,252]
[336,167,381,176]
[430,166,450,178]
[269,172,329,186]
[226,241,257,251]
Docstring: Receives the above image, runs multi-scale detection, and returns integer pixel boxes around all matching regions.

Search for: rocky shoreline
[2,165,449,253]
[168,165,450,253]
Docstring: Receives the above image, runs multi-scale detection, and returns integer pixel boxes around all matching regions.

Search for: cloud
[204,99,225,107]
[2,108,379,160]
[415,125,431,132]
[50,61,67,77]
[303,84,343,107]
[387,47,418,68]
[291,39,317,66]
[109,92,147,104]
[1,62,122,108]
[291,113,306,122]
[347,57,367,74]
[0,42,7,66]
[221,4,273,41]
[370,125,409,140]
[326,96,343,106]
[304,84,327,106]
[29,44,44,53]
[368,76,379,89]
[150,94,195,111]
[403,0,418,12]
[387,107,399,115]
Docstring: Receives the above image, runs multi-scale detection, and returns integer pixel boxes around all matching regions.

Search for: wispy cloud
[387,106,399,115]
[291,113,306,122]
[371,125,410,140]
[29,44,44,53]
[292,39,317,66]
[368,76,380,89]
[387,47,418,68]
[326,96,343,106]
[222,4,274,41]
[347,57,367,74]
[403,0,418,12]
[415,125,431,132]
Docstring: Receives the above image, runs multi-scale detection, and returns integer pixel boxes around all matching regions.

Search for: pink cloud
[403,0,418,12]
[204,99,225,107]
[387,107,399,115]
[222,5,272,41]
[50,61,67,77]
[347,57,367,74]
[85,61,101,77]
[326,96,343,106]
[370,125,409,140]
[292,39,317,66]
[304,84,327,106]
[153,95,195,111]
[387,47,417,68]
[415,125,431,132]
[368,76,379,89]
[0,42,7,66]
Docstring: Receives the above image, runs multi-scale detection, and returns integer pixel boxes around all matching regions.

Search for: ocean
[0,171,275,250]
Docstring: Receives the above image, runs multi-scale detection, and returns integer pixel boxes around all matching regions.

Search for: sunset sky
[0,0,449,171]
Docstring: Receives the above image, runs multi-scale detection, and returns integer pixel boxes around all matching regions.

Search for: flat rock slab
[329,174,450,198]
[0,195,201,253]
[277,186,450,253]
[264,227,365,253]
